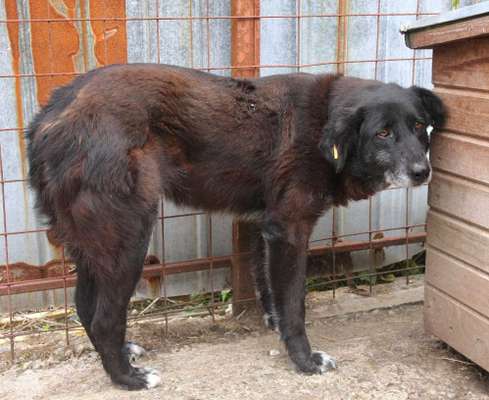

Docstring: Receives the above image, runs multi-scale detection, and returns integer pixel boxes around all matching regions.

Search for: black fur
[26,64,446,389]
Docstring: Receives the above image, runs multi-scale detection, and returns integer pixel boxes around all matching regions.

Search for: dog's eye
[376,129,391,139]
[415,121,425,130]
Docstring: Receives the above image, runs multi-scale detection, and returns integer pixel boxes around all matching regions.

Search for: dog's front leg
[262,217,337,374]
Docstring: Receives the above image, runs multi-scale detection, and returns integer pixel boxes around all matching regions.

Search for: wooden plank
[427,210,489,274]
[433,37,489,92]
[425,284,489,372]
[431,132,489,185]
[230,0,260,315]
[436,88,489,140]
[405,14,489,49]
[426,248,489,318]
[335,0,348,75]
[231,221,259,314]
[231,0,260,78]
[429,171,489,229]
[403,2,489,40]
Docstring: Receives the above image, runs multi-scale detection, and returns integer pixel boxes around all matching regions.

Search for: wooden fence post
[230,0,260,315]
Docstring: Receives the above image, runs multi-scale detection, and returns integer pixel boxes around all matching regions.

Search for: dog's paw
[113,366,161,390]
[263,313,278,331]
[294,351,337,375]
[134,367,162,389]
[311,351,337,373]
[123,341,147,363]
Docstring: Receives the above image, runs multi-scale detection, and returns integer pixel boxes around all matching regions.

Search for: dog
[26,64,446,390]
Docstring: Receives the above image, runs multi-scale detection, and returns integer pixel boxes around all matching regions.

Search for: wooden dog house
[404,3,489,371]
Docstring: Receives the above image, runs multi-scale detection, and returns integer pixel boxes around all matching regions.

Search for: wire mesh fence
[0,0,453,363]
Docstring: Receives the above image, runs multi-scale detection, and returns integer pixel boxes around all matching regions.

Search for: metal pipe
[0,233,426,296]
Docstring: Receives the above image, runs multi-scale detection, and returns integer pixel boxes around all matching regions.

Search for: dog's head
[319,78,446,192]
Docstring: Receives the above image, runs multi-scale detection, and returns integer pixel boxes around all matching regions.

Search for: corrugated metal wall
[1,0,483,311]
[125,1,235,298]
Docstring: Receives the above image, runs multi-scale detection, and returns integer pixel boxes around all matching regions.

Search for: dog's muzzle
[408,162,432,186]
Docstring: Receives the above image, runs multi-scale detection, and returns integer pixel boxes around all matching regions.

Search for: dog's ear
[410,86,447,128]
[319,107,364,174]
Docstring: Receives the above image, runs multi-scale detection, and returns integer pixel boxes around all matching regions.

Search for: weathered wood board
[405,3,489,372]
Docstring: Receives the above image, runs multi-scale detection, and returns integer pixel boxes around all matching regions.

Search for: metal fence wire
[0,0,450,363]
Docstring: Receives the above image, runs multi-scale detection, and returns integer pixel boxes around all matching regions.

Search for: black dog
[26,64,445,390]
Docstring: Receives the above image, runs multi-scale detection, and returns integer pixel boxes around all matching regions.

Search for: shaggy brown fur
[27,64,445,390]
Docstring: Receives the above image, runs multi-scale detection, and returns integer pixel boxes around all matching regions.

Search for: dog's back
[27,64,327,237]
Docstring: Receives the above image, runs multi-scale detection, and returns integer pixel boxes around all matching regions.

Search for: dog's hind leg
[74,257,98,350]
[75,251,149,362]
[67,182,160,390]
[89,213,159,390]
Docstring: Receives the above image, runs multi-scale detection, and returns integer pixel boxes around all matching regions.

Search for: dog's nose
[409,163,431,185]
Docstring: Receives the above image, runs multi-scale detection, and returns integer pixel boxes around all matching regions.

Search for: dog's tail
[26,82,79,233]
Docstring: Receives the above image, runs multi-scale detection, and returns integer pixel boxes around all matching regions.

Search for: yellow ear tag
[333,145,339,160]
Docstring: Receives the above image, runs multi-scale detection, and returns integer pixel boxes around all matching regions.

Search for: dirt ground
[1,281,489,400]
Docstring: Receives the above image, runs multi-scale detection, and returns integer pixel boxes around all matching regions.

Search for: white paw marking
[262,312,281,334]
[314,351,337,373]
[126,342,146,357]
[141,367,161,389]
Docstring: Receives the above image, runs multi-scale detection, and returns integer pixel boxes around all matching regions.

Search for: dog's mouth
[382,171,412,190]
[381,159,433,190]
[382,169,431,189]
